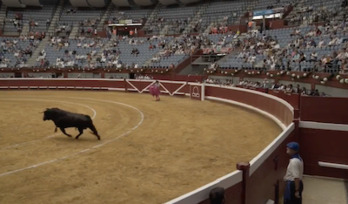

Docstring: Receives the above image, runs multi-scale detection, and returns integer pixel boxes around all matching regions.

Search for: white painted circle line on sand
[0,98,97,150]
[0,98,97,119]
[0,97,144,177]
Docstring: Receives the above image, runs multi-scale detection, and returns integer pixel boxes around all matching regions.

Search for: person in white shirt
[318,38,325,48]
[284,142,304,204]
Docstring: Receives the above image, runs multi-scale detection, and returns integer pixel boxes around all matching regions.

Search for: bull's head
[43,109,49,121]
[43,108,54,121]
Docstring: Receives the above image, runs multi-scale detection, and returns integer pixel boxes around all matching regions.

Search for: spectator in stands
[309,51,318,62]
[328,36,339,47]
[131,48,139,56]
[209,187,225,204]
[340,59,348,73]
[299,52,306,63]
[310,89,320,96]
[294,84,301,94]
[318,38,325,48]
[283,142,304,204]
[300,87,308,95]
[285,84,294,94]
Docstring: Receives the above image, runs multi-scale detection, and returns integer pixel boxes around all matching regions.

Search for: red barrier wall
[205,86,293,126]
[0,79,126,89]
[300,96,348,124]
[300,128,348,179]
[268,90,300,111]
[268,90,300,119]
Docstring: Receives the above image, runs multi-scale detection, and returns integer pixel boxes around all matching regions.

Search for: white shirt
[284,157,304,181]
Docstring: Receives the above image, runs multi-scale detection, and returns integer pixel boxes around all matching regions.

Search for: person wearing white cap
[284,141,304,204]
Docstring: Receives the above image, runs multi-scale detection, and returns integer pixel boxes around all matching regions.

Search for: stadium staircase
[283,0,303,26]
[97,1,114,31]
[21,24,30,36]
[68,23,79,39]
[0,4,7,33]
[26,0,65,67]
[245,0,257,13]
[142,3,161,33]
[183,2,209,34]
[47,0,65,36]
[27,37,50,67]
[159,25,169,35]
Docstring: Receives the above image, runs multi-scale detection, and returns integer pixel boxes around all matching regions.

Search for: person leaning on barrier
[209,187,225,204]
[284,142,304,204]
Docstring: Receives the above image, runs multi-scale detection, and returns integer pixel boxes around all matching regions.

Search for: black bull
[43,108,100,140]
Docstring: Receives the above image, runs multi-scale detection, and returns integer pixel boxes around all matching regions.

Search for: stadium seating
[0,0,346,76]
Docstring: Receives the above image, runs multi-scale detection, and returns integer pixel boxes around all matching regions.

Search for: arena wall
[299,96,348,180]
[204,85,294,128]
[1,79,347,203]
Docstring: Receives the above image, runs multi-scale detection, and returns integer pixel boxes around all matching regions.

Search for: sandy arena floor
[0,90,281,204]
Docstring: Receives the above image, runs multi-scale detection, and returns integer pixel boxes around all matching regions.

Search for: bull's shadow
[43,108,101,140]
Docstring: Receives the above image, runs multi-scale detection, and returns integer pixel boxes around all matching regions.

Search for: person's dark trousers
[284,180,304,204]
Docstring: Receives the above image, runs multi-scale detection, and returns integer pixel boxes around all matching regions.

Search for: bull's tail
[86,115,100,140]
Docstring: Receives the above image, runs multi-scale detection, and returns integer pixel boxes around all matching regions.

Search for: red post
[237,162,250,204]
[124,78,128,92]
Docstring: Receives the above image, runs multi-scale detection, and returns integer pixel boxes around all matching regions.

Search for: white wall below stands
[104,73,129,79]
[179,0,201,4]
[133,0,155,6]
[69,0,89,7]
[88,0,107,7]
[0,73,15,78]
[22,0,41,6]
[159,0,178,5]
[2,0,25,7]
[67,72,95,78]
[316,84,348,97]
[112,0,131,7]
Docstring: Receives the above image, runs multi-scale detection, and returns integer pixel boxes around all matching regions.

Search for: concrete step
[302,175,348,204]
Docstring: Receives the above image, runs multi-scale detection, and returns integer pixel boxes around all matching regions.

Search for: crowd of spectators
[55,23,72,37]
[58,8,101,37]
[286,0,347,26]
[135,74,153,80]
[0,35,41,68]
[205,78,327,96]
[0,0,347,75]
[146,17,190,35]
[227,19,348,73]
[37,36,106,68]
[238,80,326,96]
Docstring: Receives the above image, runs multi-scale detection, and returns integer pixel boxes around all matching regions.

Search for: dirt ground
[0,90,281,204]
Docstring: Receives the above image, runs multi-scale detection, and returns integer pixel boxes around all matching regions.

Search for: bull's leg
[75,128,84,140]
[89,124,100,140]
[59,127,72,137]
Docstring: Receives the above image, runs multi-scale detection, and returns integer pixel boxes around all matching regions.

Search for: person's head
[209,187,225,204]
[286,141,299,155]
